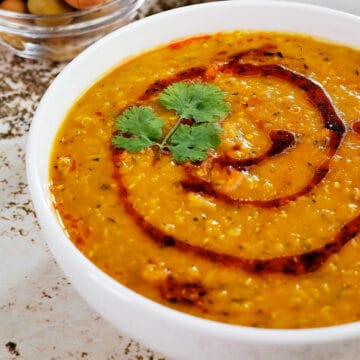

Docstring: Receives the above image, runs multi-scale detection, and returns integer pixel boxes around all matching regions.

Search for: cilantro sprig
[112,82,230,163]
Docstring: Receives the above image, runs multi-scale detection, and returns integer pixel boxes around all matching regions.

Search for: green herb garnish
[168,123,222,163]
[159,82,230,123]
[112,82,230,163]
[113,106,164,152]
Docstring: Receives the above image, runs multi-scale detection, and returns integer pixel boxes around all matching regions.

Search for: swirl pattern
[111,47,360,275]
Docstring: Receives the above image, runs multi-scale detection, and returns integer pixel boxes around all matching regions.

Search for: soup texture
[50,31,360,329]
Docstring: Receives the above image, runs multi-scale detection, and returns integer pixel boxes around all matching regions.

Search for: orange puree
[50,31,360,329]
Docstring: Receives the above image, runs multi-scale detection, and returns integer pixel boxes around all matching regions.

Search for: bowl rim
[26,0,360,349]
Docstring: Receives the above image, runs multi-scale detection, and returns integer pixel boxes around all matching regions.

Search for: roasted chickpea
[63,0,108,10]
[27,0,73,15]
[0,0,27,13]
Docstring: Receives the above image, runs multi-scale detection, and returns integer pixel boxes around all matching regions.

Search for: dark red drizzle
[181,160,330,209]
[112,48,358,275]
[216,130,295,169]
[113,150,360,275]
[182,60,345,208]
[138,66,207,101]
[168,35,211,50]
[352,120,360,135]
[158,275,207,305]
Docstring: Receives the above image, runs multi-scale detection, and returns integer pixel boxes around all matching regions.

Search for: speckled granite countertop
[0,1,212,359]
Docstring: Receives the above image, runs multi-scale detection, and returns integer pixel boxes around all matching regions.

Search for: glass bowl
[0,0,144,61]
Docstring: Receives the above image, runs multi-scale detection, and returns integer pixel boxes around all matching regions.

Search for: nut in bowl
[27,1,360,359]
[0,0,144,61]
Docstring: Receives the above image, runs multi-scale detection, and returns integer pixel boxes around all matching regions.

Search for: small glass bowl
[0,0,144,61]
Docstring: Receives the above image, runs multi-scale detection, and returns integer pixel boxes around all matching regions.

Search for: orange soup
[49,31,360,329]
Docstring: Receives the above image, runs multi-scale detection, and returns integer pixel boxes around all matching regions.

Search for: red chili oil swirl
[138,66,207,101]
[216,129,296,169]
[158,275,207,305]
[181,60,345,208]
[111,48,359,275]
[352,120,360,135]
[113,149,360,275]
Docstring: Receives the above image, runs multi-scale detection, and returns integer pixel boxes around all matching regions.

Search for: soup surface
[50,31,360,329]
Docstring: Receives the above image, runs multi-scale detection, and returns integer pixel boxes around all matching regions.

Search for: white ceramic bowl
[26,2,360,359]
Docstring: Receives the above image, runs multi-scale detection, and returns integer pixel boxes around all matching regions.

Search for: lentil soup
[50,31,360,329]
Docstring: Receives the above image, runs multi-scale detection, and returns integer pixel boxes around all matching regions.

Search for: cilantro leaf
[112,136,152,152]
[169,123,222,162]
[112,82,230,163]
[112,106,164,152]
[159,82,230,123]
